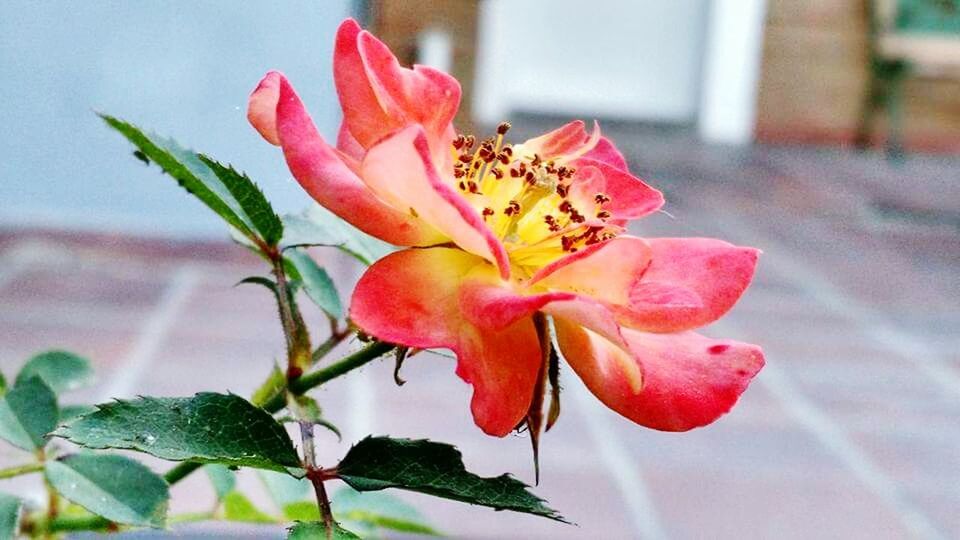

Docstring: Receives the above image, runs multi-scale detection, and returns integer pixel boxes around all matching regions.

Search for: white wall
[0,1,354,238]
[475,0,710,124]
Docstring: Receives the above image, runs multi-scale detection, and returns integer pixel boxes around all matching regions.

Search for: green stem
[45,515,112,533]
[163,461,200,485]
[271,253,302,376]
[0,461,43,480]
[163,340,395,487]
[290,341,395,395]
[311,329,348,365]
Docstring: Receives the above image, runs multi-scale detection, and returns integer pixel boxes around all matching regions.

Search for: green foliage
[336,437,564,521]
[0,493,22,540]
[204,464,237,501]
[282,205,393,266]
[16,350,94,394]
[0,371,6,397]
[59,404,97,423]
[0,377,58,451]
[100,114,282,248]
[288,521,361,540]
[222,492,276,524]
[198,156,284,246]
[45,454,169,528]
[251,365,286,409]
[332,487,440,538]
[55,393,301,473]
[286,250,343,320]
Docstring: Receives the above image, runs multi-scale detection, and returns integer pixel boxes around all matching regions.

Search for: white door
[474,0,710,124]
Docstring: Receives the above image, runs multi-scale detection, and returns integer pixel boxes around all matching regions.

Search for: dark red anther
[497,121,512,135]
[491,168,504,179]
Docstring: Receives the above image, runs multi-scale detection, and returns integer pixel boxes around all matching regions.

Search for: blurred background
[1,0,958,538]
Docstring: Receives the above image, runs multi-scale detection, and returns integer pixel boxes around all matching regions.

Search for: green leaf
[60,405,97,423]
[282,205,394,265]
[100,114,256,240]
[288,521,361,540]
[198,156,283,246]
[282,501,319,521]
[54,393,301,473]
[222,491,277,524]
[285,250,343,319]
[204,465,236,501]
[45,453,169,528]
[0,377,57,451]
[336,437,564,522]
[0,493,22,540]
[259,470,310,508]
[0,371,7,397]
[331,487,440,537]
[16,350,94,394]
[252,365,286,409]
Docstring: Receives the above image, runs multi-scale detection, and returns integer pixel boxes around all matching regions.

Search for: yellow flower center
[450,122,620,274]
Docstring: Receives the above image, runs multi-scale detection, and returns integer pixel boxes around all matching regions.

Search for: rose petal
[334,18,460,152]
[336,122,365,162]
[360,125,510,278]
[460,264,574,330]
[544,297,643,393]
[530,235,652,301]
[248,71,282,145]
[582,136,629,171]
[616,238,760,333]
[571,158,664,220]
[555,321,764,431]
[258,73,444,247]
[522,120,598,160]
[350,248,540,436]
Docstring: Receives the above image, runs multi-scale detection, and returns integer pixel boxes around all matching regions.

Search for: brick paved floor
[1,128,958,539]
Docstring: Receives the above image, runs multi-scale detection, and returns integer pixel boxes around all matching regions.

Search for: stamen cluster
[451,122,619,263]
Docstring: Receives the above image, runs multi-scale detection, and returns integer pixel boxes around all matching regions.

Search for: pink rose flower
[249,19,764,437]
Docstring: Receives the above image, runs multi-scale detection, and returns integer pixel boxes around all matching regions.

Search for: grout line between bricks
[571,382,669,540]
[702,212,947,539]
[722,212,960,402]
[96,264,202,402]
[737,348,945,540]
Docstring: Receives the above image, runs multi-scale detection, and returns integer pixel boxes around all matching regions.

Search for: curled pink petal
[360,125,510,278]
[334,18,460,152]
[616,238,760,333]
[582,136,629,171]
[522,120,597,159]
[571,158,664,219]
[265,73,444,246]
[247,71,282,146]
[555,320,764,431]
